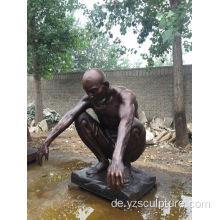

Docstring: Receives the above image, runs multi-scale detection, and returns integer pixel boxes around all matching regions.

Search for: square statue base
[71,166,156,202]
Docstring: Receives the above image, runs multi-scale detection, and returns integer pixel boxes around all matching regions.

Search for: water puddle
[27,151,192,220]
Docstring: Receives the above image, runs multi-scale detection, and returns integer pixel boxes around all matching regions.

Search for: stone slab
[71,166,156,202]
[27,147,38,163]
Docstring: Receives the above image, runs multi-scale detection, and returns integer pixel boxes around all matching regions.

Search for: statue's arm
[112,92,136,162]
[107,92,136,188]
[43,95,90,147]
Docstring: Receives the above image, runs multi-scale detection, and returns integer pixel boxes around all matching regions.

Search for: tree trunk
[32,38,43,124]
[33,72,43,123]
[173,35,189,147]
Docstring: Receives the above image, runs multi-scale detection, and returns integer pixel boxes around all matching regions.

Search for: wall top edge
[27,64,192,77]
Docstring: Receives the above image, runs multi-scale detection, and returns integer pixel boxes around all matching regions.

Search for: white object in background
[145,129,156,145]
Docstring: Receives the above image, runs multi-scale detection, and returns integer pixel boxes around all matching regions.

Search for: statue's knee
[75,112,89,127]
[131,127,141,137]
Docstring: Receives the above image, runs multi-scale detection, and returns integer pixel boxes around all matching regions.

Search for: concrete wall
[27,65,192,121]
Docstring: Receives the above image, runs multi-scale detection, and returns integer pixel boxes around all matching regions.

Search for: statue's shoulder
[111,85,129,93]
[111,85,136,101]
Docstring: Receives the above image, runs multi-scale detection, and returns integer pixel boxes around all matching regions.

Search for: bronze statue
[37,69,146,190]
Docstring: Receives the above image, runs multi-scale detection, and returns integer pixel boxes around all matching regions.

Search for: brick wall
[27,65,192,121]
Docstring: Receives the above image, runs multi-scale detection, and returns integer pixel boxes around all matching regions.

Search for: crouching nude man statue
[37,69,146,190]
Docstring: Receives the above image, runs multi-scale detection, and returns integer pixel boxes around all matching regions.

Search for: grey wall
[27,65,192,121]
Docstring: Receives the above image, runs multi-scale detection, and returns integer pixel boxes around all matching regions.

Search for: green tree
[88,0,192,147]
[27,0,87,123]
[154,53,173,66]
[71,26,131,71]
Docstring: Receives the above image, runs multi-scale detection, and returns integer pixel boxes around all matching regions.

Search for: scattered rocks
[168,132,176,143]
[29,126,40,133]
[155,130,168,142]
[159,143,172,149]
[159,132,172,143]
[150,117,167,131]
[43,108,61,123]
[27,119,32,127]
[187,123,192,135]
[144,116,192,147]
[164,117,174,128]
[185,144,192,151]
[27,102,35,120]
[38,119,48,132]
[27,102,61,123]
[30,120,35,127]
[150,155,155,160]
[29,119,49,133]
[139,111,148,125]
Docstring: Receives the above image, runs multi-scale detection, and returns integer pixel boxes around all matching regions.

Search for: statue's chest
[93,99,119,119]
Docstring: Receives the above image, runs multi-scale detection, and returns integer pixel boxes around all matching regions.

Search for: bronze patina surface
[36,69,156,198]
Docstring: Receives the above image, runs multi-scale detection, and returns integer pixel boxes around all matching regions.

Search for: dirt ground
[28,125,192,174]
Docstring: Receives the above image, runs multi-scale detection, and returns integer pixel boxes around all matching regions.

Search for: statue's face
[84,81,109,104]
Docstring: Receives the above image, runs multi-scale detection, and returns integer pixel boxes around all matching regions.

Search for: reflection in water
[76,207,94,220]
[126,184,192,220]
[27,153,191,220]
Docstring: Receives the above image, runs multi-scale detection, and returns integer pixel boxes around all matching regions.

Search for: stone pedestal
[71,166,156,202]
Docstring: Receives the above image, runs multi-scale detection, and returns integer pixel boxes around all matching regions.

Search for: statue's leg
[75,112,114,174]
[123,118,146,166]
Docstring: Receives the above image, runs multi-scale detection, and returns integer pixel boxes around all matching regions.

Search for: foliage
[87,0,192,67]
[27,0,88,78]
[71,26,132,71]
[154,53,173,66]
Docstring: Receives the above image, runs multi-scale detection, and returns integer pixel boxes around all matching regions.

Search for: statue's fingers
[107,170,110,186]
[41,153,46,165]
[45,152,49,160]
[120,171,124,186]
[116,173,121,191]
[111,172,115,188]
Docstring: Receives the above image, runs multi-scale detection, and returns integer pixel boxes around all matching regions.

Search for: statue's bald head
[82,69,110,102]
[82,69,106,90]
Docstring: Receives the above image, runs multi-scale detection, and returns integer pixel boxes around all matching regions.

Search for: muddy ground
[28,125,192,174]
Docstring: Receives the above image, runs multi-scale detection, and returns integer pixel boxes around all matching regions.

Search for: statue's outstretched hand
[36,143,49,166]
[107,159,124,190]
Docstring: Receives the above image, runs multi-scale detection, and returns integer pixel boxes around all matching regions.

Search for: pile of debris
[139,111,192,146]
[28,119,49,133]
[27,102,61,133]
[27,102,61,123]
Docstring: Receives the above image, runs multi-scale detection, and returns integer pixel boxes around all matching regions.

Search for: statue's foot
[86,160,109,175]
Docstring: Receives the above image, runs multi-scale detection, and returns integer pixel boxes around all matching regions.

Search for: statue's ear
[104,81,109,88]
